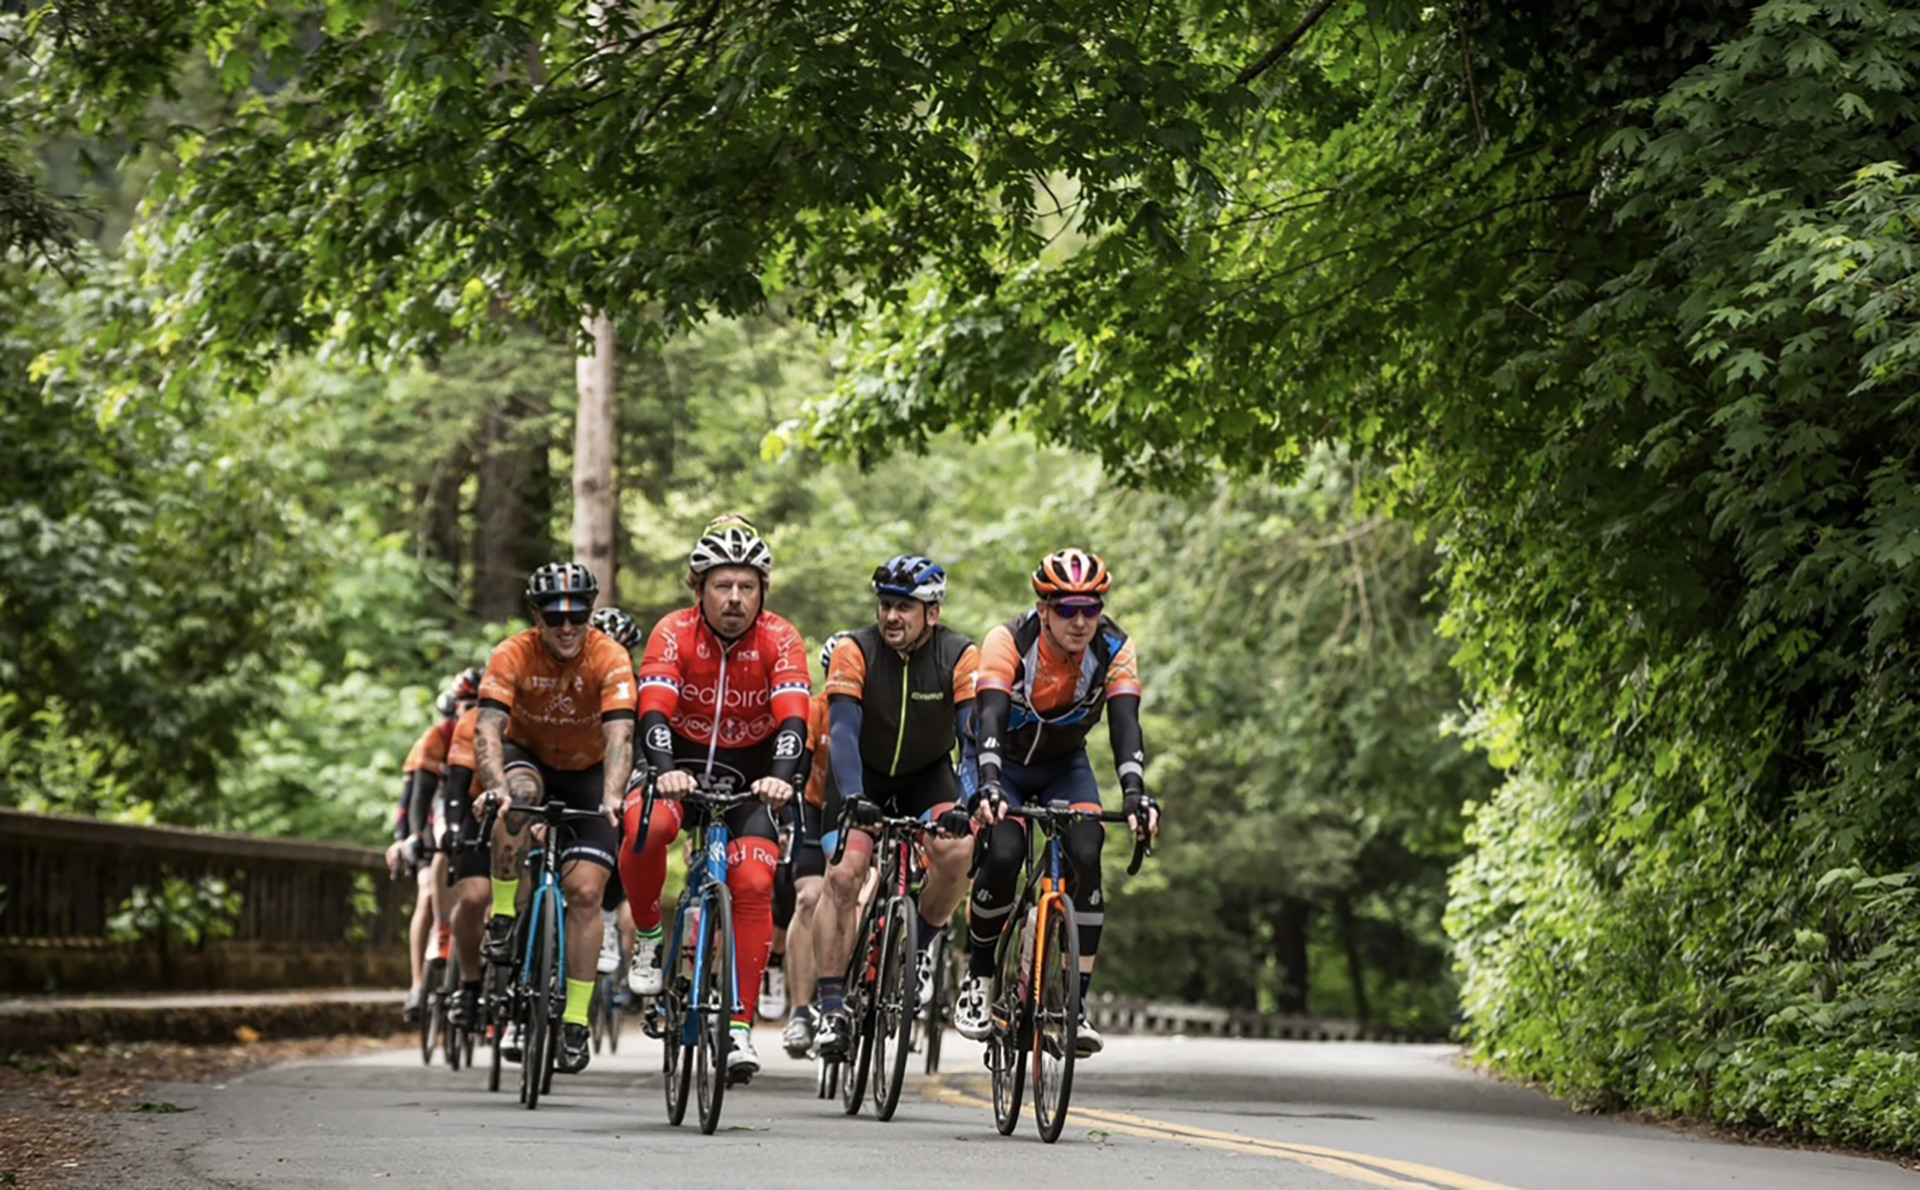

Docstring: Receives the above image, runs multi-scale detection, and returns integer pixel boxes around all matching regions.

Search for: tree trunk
[1274,897,1312,1014]
[573,313,617,595]
[472,369,555,621]
[1335,894,1371,1023]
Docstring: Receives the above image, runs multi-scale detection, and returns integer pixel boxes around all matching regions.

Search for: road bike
[638,778,758,1135]
[982,799,1150,1143]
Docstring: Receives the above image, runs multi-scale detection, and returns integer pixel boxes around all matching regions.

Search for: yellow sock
[491,877,519,917]
[565,978,594,1026]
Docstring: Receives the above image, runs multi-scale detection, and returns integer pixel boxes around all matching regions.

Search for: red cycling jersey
[636,607,811,749]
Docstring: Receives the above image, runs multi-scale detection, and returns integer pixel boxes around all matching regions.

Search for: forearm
[474,708,510,795]
[768,716,808,786]
[600,719,635,806]
[407,771,440,838]
[1107,694,1146,799]
[974,688,1009,788]
[828,698,865,800]
[955,702,980,804]
[639,710,675,774]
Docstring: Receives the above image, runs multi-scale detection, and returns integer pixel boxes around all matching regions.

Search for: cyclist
[812,556,980,1061]
[618,518,809,1083]
[388,672,473,1022]
[472,562,637,1077]
[780,632,846,1059]
[957,548,1159,1058]
[590,608,646,990]
[438,675,495,1031]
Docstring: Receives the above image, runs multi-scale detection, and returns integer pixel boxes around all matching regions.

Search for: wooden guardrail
[0,808,412,995]
[1084,992,1445,1042]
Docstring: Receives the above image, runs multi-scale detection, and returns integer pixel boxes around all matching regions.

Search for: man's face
[876,596,934,651]
[1037,596,1102,654]
[701,567,764,638]
[537,606,591,661]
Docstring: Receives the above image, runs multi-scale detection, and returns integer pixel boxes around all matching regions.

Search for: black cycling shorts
[822,760,958,856]
[502,742,619,873]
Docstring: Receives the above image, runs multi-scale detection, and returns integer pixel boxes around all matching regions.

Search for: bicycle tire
[990,909,1027,1135]
[539,901,563,1098]
[522,897,558,1110]
[486,965,506,1094]
[839,896,881,1116]
[604,972,622,1054]
[418,957,442,1065]
[923,928,951,1075]
[815,1053,839,1099]
[1032,895,1081,1143]
[695,882,734,1135]
[871,897,915,1121]
[439,959,462,1070]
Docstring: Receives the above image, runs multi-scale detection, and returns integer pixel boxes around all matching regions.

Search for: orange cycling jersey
[445,706,479,773]
[976,611,1140,766]
[637,608,811,750]
[478,628,637,771]
[403,718,455,777]
[803,689,831,808]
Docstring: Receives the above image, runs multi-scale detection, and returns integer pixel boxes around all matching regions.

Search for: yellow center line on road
[922,1077,1523,1190]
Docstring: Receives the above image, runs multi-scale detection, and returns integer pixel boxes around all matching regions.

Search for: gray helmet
[525,562,598,613]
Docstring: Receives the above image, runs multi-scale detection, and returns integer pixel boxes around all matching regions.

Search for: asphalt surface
[74,1025,1916,1189]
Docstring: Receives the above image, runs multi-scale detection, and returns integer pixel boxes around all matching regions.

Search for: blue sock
[916,912,942,951]
[818,976,845,1014]
[1079,971,1092,1001]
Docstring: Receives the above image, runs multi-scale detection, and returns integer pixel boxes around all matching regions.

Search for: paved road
[78,1027,1914,1189]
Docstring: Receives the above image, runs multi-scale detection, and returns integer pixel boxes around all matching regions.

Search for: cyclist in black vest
[811,555,982,1060]
[956,548,1159,1057]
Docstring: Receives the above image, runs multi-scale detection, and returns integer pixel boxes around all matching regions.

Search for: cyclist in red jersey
[618,518,809,1083]
[473,562,637,1077]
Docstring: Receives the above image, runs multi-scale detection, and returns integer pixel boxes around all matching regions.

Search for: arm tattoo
[475,708,510,800]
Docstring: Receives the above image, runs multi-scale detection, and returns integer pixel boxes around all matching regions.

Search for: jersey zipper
[890,655,910,775]
[703,641,730,781]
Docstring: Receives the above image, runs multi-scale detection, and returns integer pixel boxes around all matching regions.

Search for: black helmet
[525,562,598,613]
[590,607,644,651]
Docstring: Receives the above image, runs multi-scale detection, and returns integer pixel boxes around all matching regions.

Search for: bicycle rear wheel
[989,918,1027,1135]
[871,897,915,1121]
[1031,896,1081,1143]
[438,960,462,1070]
[419,957,443,1065]
[694,882,734,1135]
[923,927,951,1075]
[486,963,506,1094]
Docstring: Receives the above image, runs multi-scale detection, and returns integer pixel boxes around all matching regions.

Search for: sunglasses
[1047,600,1104,621]
[541,607,592,627]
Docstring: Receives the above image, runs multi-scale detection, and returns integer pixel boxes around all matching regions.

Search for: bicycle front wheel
[419,957,443,1065]
[1032,895,1081,1143]
[871,897,915,1121]
[694,882,734,1136]
[602,972,622,1054]
[839,898,880,1116]
[664,910,694,1125]
[522,899,561,1110]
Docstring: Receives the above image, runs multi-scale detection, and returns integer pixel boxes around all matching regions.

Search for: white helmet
[689,525,772,577]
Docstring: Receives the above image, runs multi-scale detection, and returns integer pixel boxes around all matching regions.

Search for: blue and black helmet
[871,554,947,605]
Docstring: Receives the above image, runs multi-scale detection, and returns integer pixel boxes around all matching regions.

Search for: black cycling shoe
[557,1023,592,1074]
[448,986,480,1031]
[814,1009,851,1061]
[480,916,516,964]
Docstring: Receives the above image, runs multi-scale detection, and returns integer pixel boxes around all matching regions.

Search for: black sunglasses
[541,607,592,627]
[1047,600,1104,621]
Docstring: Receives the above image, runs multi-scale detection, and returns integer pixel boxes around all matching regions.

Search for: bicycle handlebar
[828,807,942,868]
[989,801,1157,876]
[626,771,762,855]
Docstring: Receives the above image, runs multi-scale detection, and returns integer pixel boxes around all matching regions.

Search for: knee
[825,853,869,904]
[458,880,491,916]
[563,869,608,913]
[928,836,970,876]
[1065,823,1105,883]
[795,877,825,918]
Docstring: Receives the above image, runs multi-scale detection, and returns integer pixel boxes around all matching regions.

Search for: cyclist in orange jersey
[779,632,848,1058]
[388,670,476,1021]
[472,562,637,1077]
[957,548,1159,1058]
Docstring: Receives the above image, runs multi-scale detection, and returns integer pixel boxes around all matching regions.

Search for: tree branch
[1236,0,1342,87]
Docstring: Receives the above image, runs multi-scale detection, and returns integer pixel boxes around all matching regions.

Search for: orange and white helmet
[1031,548,1111,598]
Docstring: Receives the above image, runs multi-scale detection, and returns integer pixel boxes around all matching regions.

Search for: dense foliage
[11,0,1920,1143]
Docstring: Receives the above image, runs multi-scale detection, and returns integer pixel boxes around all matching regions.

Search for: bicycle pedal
[727,1068,754,1087]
